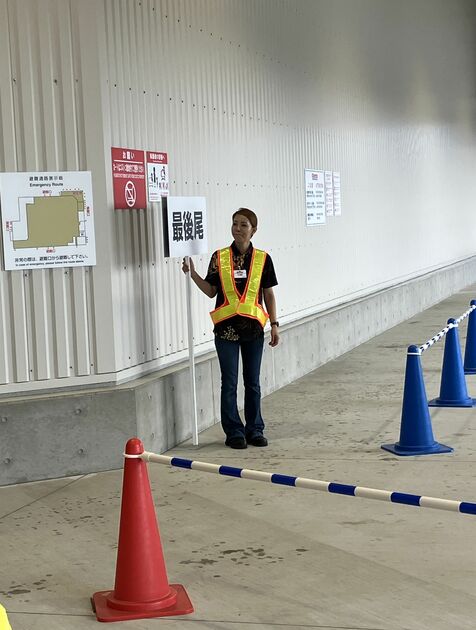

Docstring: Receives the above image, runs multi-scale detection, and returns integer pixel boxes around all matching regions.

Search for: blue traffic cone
[464,300,476,374]
[429,319,475,407]
[382,345,453,455]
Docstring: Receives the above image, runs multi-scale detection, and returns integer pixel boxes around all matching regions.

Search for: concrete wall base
[1,257,475,485]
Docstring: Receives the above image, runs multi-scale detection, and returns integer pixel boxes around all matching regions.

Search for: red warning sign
[111,147,147,210]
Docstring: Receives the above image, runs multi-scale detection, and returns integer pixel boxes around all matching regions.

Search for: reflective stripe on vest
[210,247,269,327]
[0,605,12,630]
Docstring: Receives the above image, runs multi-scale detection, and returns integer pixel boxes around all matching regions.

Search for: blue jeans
[214,335,265,440]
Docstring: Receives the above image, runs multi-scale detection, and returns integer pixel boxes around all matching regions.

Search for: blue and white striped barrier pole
[418,322,455,354]
[140,452,476,515]
[418,303,476,354]
[455,303,476,325]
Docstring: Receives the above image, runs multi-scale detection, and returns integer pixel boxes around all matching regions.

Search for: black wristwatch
[270,321,279,327]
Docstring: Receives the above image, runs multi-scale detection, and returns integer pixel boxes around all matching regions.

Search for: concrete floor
[2,287,476,629]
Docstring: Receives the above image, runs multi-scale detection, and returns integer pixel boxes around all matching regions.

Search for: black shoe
[246,435,268,447]
[225,436,247,449]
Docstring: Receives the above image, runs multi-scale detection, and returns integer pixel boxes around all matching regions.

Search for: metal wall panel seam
[164,9,178,354]
[0,0,17,170]
[30,6,61,380]
[115,1,134,369]
[134,0,146,145]
[64,1,93,377]
[71,267,90,375]
[138,210,151,363]
[70,37,87,154]
[9,272,30,382]
[83,263,97,374]
[25,0,46,168]
[131,211,146,364]
[49,1,75,168]
[104,0,117,140]
[30,269,52,380]
[0,0,17,383]
[128,227,140,363]
[66,0,83,169]
[233,34,243,190]
[39,2,62,169]
[51,269,72,378]
[113,1,128,139]
[124,214,135,367]
[8,0,30,171]
[156,209,168,359]
[121,0,134,143]
[111,216,126,368]
[73,0,116,375]
[139,209,156,362]
[0,273,12,383]
[127,0,139,140]
[164,257,175,357]
[154,5,168,360]
[150,209,161,361]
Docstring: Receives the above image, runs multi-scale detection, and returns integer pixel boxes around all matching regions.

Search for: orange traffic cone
[92,438,193,622]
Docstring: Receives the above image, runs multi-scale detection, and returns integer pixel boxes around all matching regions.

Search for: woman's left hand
[269,326,280,347]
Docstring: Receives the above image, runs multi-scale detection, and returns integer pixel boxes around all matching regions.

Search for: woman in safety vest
[182,208,279,449]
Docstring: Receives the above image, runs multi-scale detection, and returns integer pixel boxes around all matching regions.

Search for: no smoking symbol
[125,180,136,207]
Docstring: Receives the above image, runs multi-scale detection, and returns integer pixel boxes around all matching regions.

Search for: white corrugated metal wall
[0,0,98,389]
[0,0,476,393]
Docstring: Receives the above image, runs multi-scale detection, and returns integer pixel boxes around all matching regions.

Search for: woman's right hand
[182,257,195,275]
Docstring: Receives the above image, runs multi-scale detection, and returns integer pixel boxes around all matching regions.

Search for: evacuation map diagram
[0,171,96,270]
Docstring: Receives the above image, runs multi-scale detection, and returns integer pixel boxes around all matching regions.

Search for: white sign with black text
[333,172,341,216]
[147,151,169,202]
[305,169,326,226]
[325,170,334,216]
[164,196,208,258]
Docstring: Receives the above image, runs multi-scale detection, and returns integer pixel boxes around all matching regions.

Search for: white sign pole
[165,197,207,447]
[185,256,199,446]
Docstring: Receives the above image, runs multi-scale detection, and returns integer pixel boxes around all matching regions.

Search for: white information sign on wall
[305,169,326,226]
[324,170,334,216]
[147,151,169,202]
[164,196,208,258]
[333,171,342,216]
[0,171,96,270]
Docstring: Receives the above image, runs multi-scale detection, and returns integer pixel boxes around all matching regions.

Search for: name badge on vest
[234,269,247,279]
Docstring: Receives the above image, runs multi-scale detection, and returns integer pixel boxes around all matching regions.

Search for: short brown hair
[233,207,258,228]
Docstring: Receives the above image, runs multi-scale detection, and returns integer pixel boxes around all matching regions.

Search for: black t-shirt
[205,242,278,341]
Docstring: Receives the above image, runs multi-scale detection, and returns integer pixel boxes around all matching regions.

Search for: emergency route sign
[111,147,147,209]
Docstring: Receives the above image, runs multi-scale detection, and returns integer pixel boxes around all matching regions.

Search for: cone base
[428,397,476,408]
[92,585,194,622]
[381,442,453,456]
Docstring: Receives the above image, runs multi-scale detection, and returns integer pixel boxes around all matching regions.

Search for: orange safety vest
[210,247,269,327]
